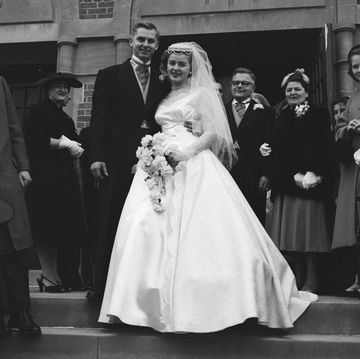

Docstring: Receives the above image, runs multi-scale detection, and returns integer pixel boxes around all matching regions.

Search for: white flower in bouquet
[141,134,153,147]
[136,132,185,212]
[152,156,168,171]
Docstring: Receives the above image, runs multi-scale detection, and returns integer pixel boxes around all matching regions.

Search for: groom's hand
[90,161,109,180]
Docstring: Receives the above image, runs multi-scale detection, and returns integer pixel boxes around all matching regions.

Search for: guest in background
[215,81,224,99]
[333,97,349,126]
[0,76,41,336]
[24,72,88,293]
[267,69,332,293]
[225,67,276,224]
[332,45,360,295]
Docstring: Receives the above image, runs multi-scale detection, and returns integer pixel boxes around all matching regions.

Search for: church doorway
[0,42,57,122]
[157,27,332,110]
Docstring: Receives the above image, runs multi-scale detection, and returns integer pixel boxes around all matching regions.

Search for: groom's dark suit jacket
[225,99,275,224]
[89,60,170,294]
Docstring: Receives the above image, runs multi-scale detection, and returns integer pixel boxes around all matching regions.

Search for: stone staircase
[1,271,360,358]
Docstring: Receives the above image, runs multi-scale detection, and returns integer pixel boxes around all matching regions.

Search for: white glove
[294,173,305,188]
[259,143,272,157]
[58,135,84,158]
[354,148,360,165]
[302,171,322,189]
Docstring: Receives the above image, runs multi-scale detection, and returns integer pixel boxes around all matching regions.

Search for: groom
[225,67,275,224]
[88,21,170,299]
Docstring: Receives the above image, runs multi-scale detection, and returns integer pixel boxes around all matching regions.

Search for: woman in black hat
[24,72,88,292]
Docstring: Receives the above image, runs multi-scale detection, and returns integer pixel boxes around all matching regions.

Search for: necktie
[234,101,247,126]
[135,64,150,91]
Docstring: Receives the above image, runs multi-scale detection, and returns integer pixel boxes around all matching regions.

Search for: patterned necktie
[234,101,247,126]
[135,64,150,91]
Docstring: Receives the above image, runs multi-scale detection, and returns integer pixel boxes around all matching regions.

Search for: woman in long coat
[332,45,360,293]
[0,76,41,336]
[267,69,333,293]
[24,72,87,292]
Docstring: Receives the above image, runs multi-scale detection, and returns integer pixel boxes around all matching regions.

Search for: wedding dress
[98,86,317,333]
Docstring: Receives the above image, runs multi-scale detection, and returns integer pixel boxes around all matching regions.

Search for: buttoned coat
[0,76,33,251]
[89,60,170,294]
[24,98,87,247]
[225,99,275,223]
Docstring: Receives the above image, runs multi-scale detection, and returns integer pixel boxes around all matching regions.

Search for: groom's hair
[131,21,160,40]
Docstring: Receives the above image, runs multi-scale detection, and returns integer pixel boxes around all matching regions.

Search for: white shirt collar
[131,55,151,66]
[233,97,251,105]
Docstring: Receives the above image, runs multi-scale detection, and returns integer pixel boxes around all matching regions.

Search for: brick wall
[78,0,114,19]
[76,83,94,129]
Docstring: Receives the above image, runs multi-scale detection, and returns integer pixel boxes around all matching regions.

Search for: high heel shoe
[36,275,70,293]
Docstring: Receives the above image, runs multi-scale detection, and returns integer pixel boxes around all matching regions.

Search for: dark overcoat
[89,60,170,293]
[268,104,333,200]
[0,76,33,251]
[225,99,276,223]
[24,98,87,247]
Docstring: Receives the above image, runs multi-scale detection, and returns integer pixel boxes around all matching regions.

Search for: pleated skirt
[270,194,330,252]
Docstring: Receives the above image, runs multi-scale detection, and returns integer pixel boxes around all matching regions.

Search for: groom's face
[130,28,159,62]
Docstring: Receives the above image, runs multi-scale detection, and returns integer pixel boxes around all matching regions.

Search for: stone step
[1,327,360,358]
[29,292,360,335]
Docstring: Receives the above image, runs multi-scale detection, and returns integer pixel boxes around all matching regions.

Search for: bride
[99,42,317,333]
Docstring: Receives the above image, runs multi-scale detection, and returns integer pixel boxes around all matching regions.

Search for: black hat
[36,72,83,89]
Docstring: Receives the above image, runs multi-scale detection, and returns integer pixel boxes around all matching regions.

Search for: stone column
[114,33,131,64]
[333,24,356,97]
[57,37,78,73]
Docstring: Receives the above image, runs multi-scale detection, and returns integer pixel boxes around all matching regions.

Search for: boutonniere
[253,103,264,110]
[294,101,310,118]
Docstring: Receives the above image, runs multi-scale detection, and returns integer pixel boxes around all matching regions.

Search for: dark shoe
[7,310,42,336]
[37,275,71,293]
[69,284,87,292]
[86,289,101,301]
[0,316,11,338]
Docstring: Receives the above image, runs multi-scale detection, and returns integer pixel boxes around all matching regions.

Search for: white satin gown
[99,88,317,333]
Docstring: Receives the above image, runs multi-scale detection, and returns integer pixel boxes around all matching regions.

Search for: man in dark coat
[225,68,276,224]
[0,76,41,336]
[88,21,170,299]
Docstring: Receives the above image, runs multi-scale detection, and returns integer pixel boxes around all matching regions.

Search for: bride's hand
[167,145,190,162]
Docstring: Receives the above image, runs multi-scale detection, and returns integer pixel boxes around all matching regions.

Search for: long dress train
[99,88,316,333]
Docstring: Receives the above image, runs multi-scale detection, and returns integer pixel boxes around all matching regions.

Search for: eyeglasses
[231,81,254,88]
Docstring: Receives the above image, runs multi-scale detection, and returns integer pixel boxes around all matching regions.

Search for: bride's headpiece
[167,44,193,56]
[281,68,310,88]
[163,41,237,169]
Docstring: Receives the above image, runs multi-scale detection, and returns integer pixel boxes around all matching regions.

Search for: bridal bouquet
[136,132,184,212]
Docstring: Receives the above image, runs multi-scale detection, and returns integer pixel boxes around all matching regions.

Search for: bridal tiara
[167,44,193,56]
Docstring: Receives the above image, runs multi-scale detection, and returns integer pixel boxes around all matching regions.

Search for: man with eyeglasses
[225,67,275,224]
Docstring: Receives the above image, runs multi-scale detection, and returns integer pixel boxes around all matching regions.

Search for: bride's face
[167,53,191,88]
